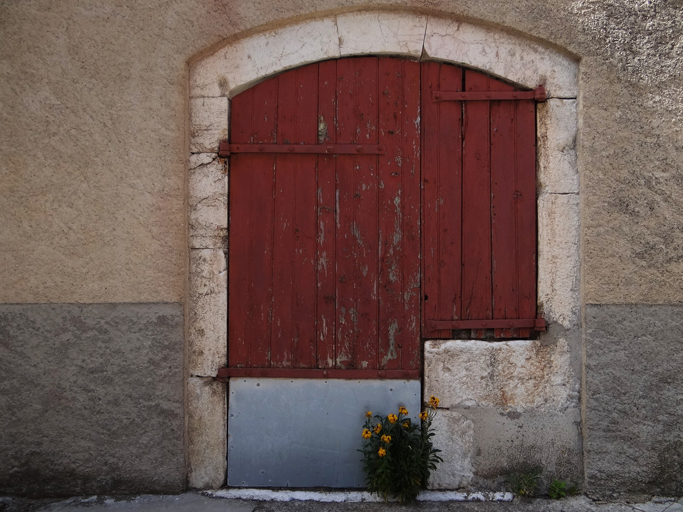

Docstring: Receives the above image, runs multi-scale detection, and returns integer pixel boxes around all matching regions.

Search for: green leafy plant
[359,396,443,503]
[548,479,578,499]
[509,467,542,498]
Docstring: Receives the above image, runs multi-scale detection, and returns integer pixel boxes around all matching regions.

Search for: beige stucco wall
[1,0,682,305]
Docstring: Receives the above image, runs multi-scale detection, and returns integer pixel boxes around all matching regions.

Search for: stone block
[538,99,579,194]
[424,18,578,98]
[190,18,340,98]
[188,249,227,376]
[538,193,581,329]
[424,339,578,412]
[188,377,227,489]
[189,154,227,249]
[585,304,683,499]
[0,303,185,497]
[337,12,427,58]
[190,97,228,153]
[428,409,475,490]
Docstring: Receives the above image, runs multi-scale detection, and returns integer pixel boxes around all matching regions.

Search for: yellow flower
[362,429,372,439]
[378,447,387,457]
[402,422,409,428]
[374,423,382,434]
[387,414,398,424]
[420,410,428,421]
[429,395,440,409]
[365,411,372,418]
[381,435,391,444]
[398,406,408,415]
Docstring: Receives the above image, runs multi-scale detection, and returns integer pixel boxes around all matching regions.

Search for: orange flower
[381,435,392,444]
[362,429,372,439]
[374,423,382,434]
[429,395,440,409]
[387,414,398,424]
[402,422,409,428]
[419,410,428,421]
[378,447,387,457]
[398,406,408,415]
[365,411,372,418]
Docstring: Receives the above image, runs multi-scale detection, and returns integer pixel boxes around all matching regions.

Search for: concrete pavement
[1,493,683,512]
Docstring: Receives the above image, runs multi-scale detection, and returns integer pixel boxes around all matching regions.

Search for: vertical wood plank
[351,57,379,370]
[462,69,493,339]
[316,60,338,368]
[421,61,463,339]
[270,70,295,367]
[229,78,278,367]
[227,88,253,368]
[292,64,319,367]
[400,59,422,369]
[515,98,537,338]
[335,58,356,368]
[491,81,519,338]
[378,57,404,370]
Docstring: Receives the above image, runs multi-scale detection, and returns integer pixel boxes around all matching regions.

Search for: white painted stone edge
[205,489,514,502]
[190,11,578,99]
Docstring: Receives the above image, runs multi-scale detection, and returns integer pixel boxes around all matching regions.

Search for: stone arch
[187,11,580,489]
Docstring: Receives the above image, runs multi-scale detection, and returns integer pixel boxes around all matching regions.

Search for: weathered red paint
[227,58,544,376]
[218,142,387,157]
[228,57,423,374]
[421,64,540,340]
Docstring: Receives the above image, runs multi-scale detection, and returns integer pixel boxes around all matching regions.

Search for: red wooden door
[228,57,422,378]
[226,58,542,379]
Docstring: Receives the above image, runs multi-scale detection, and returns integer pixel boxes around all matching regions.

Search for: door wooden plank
[316,60,338,368]
[515,99,537,338]
[351,57,379,370]
[436,64,463,335]
[421,61,463,339]
[227,87,253,368]
[462,69,493,339]
[491,81,518,338]
[292,64,319,367]
[378,57,404,370]
[400,59,422,369]
[229,79,278,367]
[334,58,357,368]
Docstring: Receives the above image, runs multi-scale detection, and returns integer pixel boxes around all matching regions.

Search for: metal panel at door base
[228,378,421,488]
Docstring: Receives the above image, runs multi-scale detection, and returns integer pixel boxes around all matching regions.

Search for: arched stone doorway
[187,11,580,489]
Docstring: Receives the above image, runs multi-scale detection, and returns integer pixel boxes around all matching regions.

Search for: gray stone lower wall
[585,304,683,500]
[0,303,186,497]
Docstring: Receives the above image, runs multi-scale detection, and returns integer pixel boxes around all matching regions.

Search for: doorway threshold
[205,489,514,503]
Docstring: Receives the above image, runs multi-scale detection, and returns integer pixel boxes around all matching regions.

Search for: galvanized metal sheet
[228,378,421,488]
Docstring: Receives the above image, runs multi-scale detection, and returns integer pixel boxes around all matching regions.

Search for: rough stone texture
[428,410,476,490]
[424,339,578,411]
[337,12,427,58]
[190,98,229,153]
[188,249,227,376]
[187,377,227,489]
[538,193,581,329]
[464,406,583,490]
[428,407,582,491]
[423,18,578,98]
[537,99,579,194]
[0,303,185,497]
[188,154,228,250]
[585,304,683,499]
